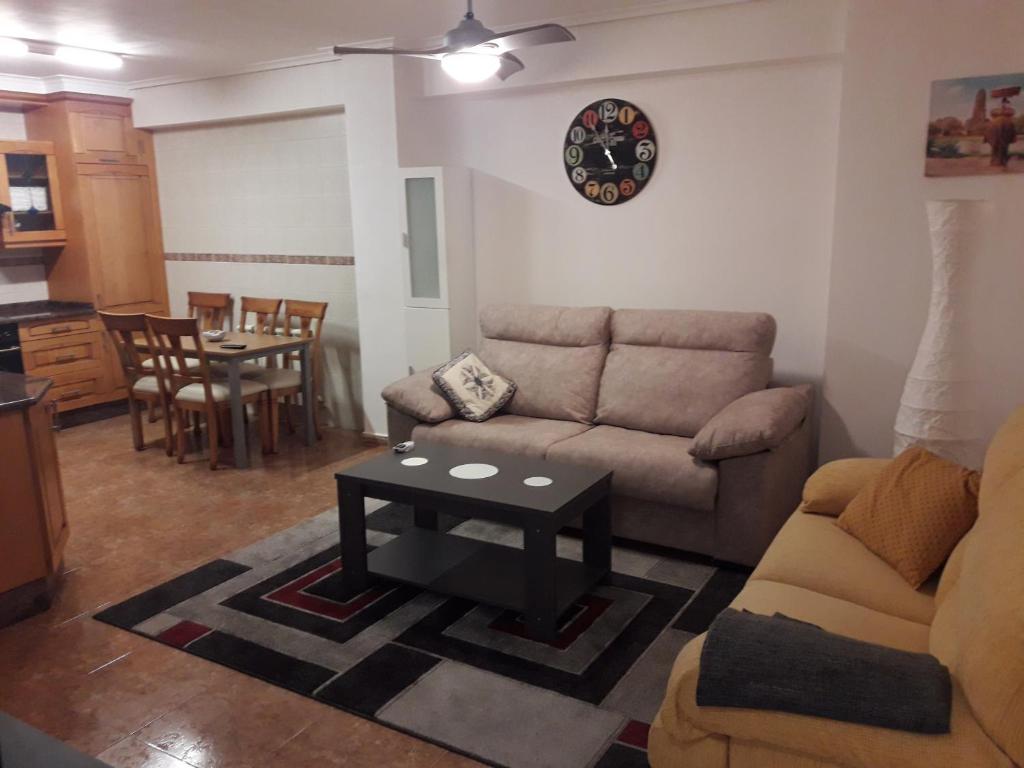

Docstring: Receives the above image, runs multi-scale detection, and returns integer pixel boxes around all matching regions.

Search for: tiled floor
[0,412,482,767]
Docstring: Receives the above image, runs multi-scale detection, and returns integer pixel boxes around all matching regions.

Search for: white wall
[398,0,845,392]
[153,111,362,429]
[0,111,49,303]
[820,0,1024,464]
[133,57,407,436]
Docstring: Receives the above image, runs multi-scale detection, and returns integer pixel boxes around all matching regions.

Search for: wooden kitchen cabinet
[0,381,68,627]
[0,140,66,249]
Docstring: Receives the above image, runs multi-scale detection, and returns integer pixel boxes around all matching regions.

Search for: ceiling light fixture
[53,45,123,70]
[0,37,29,57]
[440,51,501,83]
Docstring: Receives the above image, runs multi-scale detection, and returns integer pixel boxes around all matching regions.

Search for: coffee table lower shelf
[367,528,607,619]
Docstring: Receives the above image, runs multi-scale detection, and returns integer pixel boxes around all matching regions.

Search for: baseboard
[362,431,388,445]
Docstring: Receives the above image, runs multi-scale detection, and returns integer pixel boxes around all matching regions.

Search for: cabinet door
[69,111,139,164]
[78,168,164,312]
[27,396,68,565]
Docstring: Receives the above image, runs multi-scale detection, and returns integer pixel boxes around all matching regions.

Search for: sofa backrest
[478,304,612,423]
[930,405,1024,765]
[595,309,776,437]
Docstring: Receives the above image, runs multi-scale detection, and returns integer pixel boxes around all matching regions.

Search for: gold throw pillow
[836,446,980,588]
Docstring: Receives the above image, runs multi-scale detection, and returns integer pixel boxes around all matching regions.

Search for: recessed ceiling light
[54,45,123,70]
[0,37,29,57]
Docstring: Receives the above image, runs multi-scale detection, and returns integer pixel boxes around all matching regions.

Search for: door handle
[56,353,77,363]
[50,325,71,334]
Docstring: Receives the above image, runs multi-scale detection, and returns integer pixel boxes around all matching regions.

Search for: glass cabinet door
[404,176,442,304]
[0,149,65,246]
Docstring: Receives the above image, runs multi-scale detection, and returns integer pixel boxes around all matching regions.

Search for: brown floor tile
[98,736,193,768]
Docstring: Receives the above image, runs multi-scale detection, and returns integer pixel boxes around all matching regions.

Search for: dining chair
[231,296,284,377]
[145,315,272,470]
[187,291,232,332]
[98,311,173,454]
[250,299,328,448]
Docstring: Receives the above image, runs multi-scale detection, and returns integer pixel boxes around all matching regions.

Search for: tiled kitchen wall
[153,111,363,430]
[0,111,49,304]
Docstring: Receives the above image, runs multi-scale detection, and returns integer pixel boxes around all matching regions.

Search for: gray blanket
[696,609,951,733]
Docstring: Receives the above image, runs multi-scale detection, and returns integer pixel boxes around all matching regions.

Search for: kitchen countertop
[0,372,52,413]
[0,300,95,324]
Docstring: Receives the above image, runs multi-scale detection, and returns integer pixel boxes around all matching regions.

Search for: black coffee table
[335,443,612,642]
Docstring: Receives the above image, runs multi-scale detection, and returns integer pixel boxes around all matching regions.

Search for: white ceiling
[0,0,740,85]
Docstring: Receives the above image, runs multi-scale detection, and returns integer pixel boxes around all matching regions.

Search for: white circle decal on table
[401,457,429,467]
[449,463,499,480]
[523,476,553,487]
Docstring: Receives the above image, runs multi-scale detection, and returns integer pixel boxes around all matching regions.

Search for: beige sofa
[649,405,1024,768]
[382,304,813,567]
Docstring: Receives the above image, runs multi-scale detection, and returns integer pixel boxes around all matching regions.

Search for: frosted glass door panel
[405,177,441,301]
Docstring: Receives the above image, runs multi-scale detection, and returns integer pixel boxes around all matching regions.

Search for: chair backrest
[187,291,232,332]
[240,296,282,336]
[144,315,214,400]
[98,311,151,387]
[281,300,328,367]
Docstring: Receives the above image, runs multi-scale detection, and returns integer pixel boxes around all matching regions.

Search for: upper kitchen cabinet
[66,103,143,165]
[0,140,66,250]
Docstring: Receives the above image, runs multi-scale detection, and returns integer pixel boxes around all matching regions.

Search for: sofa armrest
[381,370,455,425]
[690,384,812,461]
[800,458,892,517]
[651,634,1007,768]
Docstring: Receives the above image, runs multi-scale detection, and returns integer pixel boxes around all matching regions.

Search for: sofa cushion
[596,309,774,438]
[751,512,936,624]
[836,446,980,588]
[546,424,718,512]
[478,304,612,424]
[731,581,930,654]
[411,414,591,459]
[929,408,1024,766]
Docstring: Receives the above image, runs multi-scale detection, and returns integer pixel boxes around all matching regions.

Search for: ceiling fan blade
[495,53,525,81]
[333,45,448,60]
[467,24,575,55]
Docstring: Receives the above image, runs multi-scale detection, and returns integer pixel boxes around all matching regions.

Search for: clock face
[563,98,657,205]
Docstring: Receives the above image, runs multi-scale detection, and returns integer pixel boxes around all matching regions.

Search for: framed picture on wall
[926,72,1024,177]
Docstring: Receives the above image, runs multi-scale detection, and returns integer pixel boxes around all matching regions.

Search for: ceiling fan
[332,0,575,83]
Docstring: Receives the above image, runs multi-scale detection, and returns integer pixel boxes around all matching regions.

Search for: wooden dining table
[137,332,315,469]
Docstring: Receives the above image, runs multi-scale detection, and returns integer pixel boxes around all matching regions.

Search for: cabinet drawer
[21,332,105,373]
[48,367,104,406]
[20,315,100,340]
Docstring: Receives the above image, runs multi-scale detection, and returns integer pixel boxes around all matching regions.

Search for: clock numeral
[564,145,584,167]
[584,180,601,199]
[619,178,637,197]
[635,139,656,162]
[569,125,587,144]
[632,162,651,181]
[632,120,650,140]
[599,182,620,204]
[581,110,599,130]
[571,167,588,184]
[600,100,619,123]
[618,106,637,126]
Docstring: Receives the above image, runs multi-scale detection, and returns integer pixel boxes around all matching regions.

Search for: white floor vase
[894,199,988,467]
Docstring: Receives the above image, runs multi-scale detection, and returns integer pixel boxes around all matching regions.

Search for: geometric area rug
[95,502,749,768]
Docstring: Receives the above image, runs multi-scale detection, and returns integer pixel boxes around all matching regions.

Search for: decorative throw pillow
[432,351,516,422]
[836,446,980,588]
[801,458,893,517]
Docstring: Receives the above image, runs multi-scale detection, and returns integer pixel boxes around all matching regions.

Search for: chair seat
[142,357,202,373]
[131,376,162,396]
[175,379,269,404]
[251,367,302,391]
[210,361,268,378]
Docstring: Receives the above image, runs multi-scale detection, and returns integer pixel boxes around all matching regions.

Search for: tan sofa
[382,304,813,567]
[650,405,1024,768]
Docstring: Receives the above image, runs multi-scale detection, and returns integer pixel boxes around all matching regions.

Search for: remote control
[220,343,247,350]
[392,441,415,454]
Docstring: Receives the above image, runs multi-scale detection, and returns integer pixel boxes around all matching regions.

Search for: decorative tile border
[165,252,354,266]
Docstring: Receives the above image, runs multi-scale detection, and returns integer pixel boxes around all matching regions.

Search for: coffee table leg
[338,477,368,598]
[583,495,612,573]
[413,506,438,530]
[524,525,558,643]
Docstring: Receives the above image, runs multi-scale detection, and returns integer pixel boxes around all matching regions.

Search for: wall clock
[563,98,657,205]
